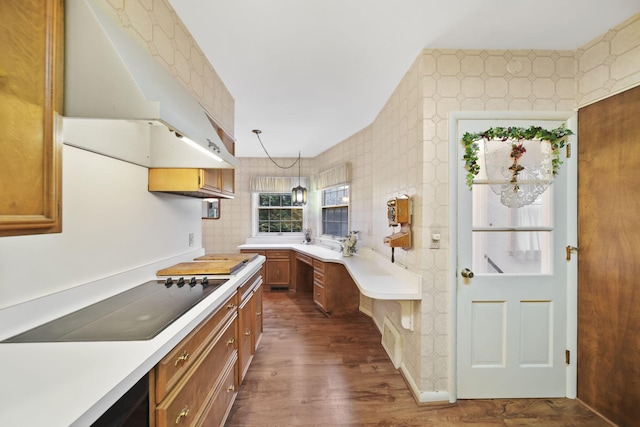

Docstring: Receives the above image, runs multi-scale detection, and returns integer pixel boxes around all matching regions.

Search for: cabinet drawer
[266,250,290,259]
[241,249,265,256]
[313,282,326,310]
[155,317,238,427]
[313,270,325,284]
[312,259,325,273]
[154,293,237,402]
[296,253,313,266]
[196,357,238,427]
[203,316,237,391]
[238,271,261,302]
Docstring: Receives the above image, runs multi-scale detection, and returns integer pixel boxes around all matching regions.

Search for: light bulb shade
[292,185,307,206]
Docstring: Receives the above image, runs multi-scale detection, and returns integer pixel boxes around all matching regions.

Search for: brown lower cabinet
[149,271,263,427]
[264,250,291,290]
[312,259,359,316]
[243,248,359,316]
[241,249,292,291]
[237,272,263,384]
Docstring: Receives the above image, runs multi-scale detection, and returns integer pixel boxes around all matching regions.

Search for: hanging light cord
[252,129,300,169]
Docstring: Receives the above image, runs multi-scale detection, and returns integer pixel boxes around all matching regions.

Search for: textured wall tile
[152,25,174,66]
[532,56,555,78]
[556,56,576,78]
[577,14,640,107]
[611,46,640,80]
[485,76,509,98]
[485,55,509,77]
[579,64,611,95]
[124,0,152,41]
[533,79,556,99]
[460,55,484,76]
[102,0,236,133]
[611,19,640,54]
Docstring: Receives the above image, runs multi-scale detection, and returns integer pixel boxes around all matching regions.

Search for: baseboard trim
[576,398,617,426]
[399,363,451,404]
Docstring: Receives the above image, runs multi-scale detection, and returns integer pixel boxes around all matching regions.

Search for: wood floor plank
[225,291,609,426]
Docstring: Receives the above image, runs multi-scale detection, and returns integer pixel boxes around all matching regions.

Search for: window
[322,185,349,237]
[257,193,303,233]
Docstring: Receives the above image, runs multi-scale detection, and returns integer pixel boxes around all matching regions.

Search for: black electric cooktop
[2,277,227,343]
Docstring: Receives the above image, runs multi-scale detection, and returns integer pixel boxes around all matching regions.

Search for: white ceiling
[168,0,640,158]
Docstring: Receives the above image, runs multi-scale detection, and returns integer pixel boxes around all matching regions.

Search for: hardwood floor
[226,291,609,426]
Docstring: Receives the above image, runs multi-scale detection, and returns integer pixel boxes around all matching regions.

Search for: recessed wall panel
[471,301,506,367]
[520,301,552,367]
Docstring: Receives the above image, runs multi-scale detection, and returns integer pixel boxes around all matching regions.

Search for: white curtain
[512,203,542,260]
[249,176,308,193]
[316,163,351,190]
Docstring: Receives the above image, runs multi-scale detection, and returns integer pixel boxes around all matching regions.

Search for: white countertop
[0,256,265,427]
[238,243,422,300]
[0,245,420,426]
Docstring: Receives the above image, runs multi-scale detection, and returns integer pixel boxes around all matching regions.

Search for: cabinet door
[241,249,266,280]
[195,357,238,427]
[219,168,235,196]
[253,282,263,350]
[238,292,255,383]
[1,0,63,236]
[266,259,290,286]
[201,169,221,192]
[202,169,234,197]
[148,168,234,199]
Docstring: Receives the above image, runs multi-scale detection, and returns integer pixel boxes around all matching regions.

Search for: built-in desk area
[238,244,422,330]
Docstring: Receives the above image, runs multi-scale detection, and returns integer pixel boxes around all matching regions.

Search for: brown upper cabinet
[148,168,235,199]
[0,0,64,237]
[148,116,236,199]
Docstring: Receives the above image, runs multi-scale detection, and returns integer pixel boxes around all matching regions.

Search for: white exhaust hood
[63,0,237,169]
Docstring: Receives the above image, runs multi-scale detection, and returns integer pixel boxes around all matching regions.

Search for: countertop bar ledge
[238,243,422,301]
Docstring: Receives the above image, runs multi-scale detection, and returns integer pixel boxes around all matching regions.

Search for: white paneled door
[455,116,576,398]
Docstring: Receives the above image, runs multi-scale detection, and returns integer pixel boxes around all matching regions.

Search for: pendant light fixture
[252,129,307,206]
[291,151,307,206]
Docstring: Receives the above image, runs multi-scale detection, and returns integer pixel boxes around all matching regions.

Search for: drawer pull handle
[226,338,235,346]
[174,351,189,367]
[256,311,262,316]
[245,329,251,336]
[227,303,236,309]
[175,406,190,424]
[227,385,235,393]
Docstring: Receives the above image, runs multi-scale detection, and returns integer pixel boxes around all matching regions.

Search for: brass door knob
[460,268,474,279]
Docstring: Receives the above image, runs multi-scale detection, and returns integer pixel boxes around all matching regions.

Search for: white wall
[0,145,203,309]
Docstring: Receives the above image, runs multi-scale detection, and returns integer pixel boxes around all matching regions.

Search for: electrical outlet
[188,233,195,246]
